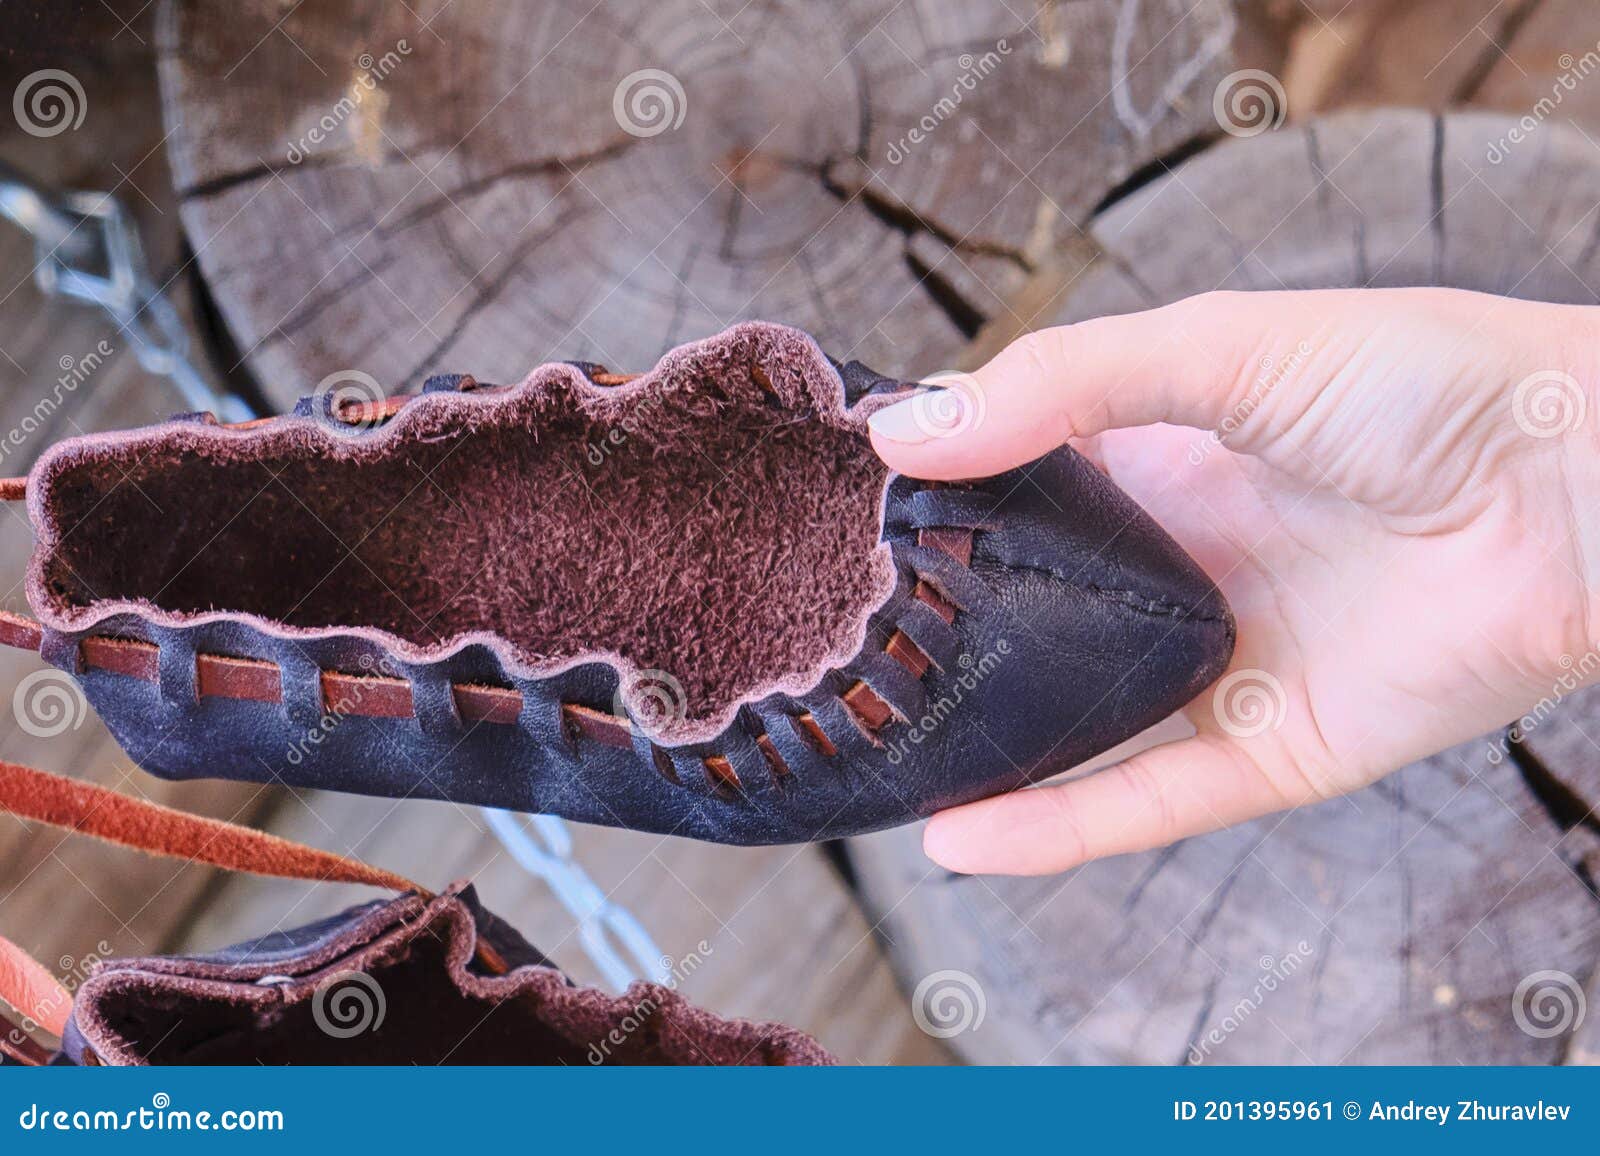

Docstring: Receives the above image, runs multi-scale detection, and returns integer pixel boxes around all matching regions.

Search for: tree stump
[156,0,1250,407]
[850,109,1600,1064]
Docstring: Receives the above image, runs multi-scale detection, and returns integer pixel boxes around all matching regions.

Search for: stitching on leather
[702,754,741,797]
[982,560,1230,625]
[829,484,977,744]
[754,733,789,785]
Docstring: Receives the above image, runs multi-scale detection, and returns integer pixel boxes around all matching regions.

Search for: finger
[922,734,1318,875]
[869,288,1327,480]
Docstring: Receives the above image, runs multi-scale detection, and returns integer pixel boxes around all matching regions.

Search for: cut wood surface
[157,0,1249,407]
[849,109,1600,1064]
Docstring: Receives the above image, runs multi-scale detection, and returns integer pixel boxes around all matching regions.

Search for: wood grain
[157,0,1250,406]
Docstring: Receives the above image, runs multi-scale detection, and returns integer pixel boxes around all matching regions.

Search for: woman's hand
[868,288,1600,875]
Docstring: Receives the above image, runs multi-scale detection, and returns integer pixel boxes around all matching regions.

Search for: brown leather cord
[0,759,419,893]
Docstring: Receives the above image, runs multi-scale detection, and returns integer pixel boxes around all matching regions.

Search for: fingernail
[868,381,976,444]
[867,394,936,445]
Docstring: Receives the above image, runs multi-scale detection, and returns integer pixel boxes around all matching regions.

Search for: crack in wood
[1448,0,1546,104]
[821,160,1035,266]
[393,202,596,385]
[1089,132,1220,219]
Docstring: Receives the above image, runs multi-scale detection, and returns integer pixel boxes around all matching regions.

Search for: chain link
[0,158,663,989]
[483,809,669,991]
[0,159,251,421]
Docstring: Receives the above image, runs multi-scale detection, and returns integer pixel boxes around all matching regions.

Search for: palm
[1082,357,1582,806]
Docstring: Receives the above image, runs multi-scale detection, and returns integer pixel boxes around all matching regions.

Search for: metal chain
[0,159,251,422]
[0,158,663,991]
[483,809,669,991]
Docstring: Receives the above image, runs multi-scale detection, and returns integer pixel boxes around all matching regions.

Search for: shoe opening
[29,324,897,744]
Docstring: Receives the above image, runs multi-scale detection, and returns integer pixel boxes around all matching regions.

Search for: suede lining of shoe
[27,324,897,744]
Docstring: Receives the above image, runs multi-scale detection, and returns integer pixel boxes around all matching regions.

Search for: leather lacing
[0,364,982,802]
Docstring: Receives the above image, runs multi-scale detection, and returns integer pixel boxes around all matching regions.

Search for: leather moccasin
[8,322,1234,844]
[52,884,829,1066]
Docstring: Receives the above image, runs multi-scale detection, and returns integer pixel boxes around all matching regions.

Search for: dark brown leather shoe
[6,322,1233,844]
[56,884,829,1066]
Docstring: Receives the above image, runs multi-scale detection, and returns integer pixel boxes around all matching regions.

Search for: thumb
[868,290,1308,479]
